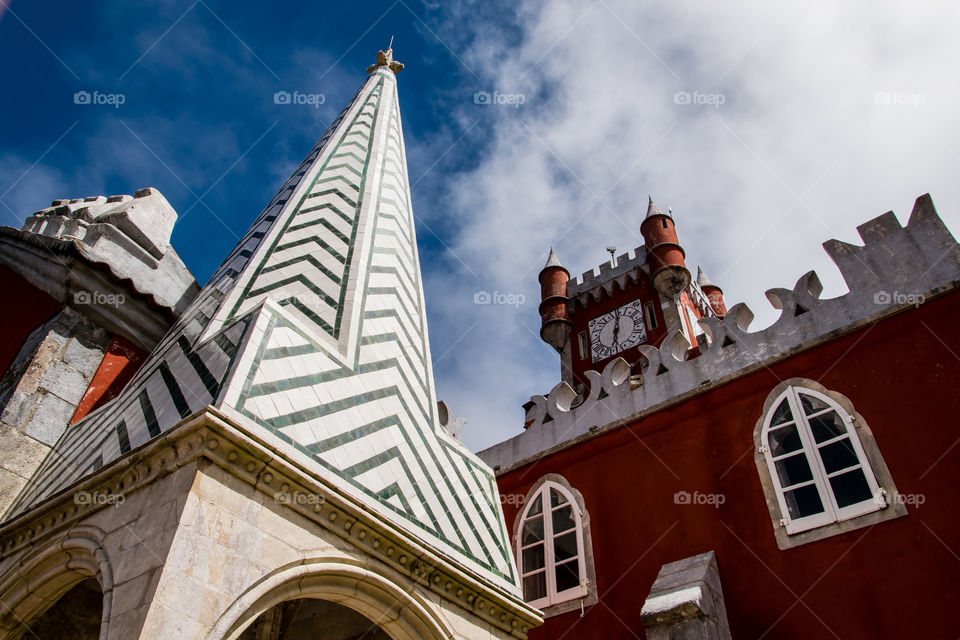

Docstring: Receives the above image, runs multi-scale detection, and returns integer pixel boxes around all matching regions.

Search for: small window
[661,218,669,229]
[577,331,588,360]
[517,481,588,609]
[644,301,658,330]
[755,381,906,548]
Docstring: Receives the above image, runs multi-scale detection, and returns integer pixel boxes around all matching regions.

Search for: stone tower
[0,49,540,639]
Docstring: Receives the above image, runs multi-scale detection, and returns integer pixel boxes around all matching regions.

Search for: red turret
[697,267,727,317]
[538,247,572,353]
[640,197,690,297]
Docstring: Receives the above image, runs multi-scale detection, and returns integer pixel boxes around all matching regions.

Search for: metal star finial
[366,38,404,74]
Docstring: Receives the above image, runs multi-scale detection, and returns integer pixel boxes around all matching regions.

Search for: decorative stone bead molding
[566,246,651,306]
[479,194,960,472]
[0,407,542,639]
[640,551,732,640]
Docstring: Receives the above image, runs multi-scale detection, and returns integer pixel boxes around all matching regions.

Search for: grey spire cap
[645,195,668,219]
[542,247,569,273]
[697,266,719,290]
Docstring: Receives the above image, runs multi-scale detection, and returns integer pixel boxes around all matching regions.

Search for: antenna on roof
[606,246,617,266]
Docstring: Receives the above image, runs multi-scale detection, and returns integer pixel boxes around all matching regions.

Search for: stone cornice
[0,407,542,637]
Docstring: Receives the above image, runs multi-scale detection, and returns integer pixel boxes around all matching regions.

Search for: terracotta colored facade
[497,270,960,639]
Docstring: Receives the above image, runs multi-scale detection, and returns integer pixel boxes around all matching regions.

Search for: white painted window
[517,481,588,608]
[762,386,884,535]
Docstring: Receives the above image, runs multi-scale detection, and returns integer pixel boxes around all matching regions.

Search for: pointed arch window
[517,481,588,609]
[755,380,906,548]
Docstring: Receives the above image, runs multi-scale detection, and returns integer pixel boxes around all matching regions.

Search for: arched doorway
[238,599,392,640]
[17,578,103,640]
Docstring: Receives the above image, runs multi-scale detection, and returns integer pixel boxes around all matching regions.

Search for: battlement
[479,194,960,472]
[566,246,650,304]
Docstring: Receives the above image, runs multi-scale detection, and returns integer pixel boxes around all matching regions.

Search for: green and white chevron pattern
[10,68,518,594]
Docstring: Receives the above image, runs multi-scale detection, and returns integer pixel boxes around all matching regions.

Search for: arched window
[755,379,906,548]
[517,480,588,609]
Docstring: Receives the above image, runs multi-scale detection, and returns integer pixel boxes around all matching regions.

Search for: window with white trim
[761,386,885,534]
[517,481,587,608]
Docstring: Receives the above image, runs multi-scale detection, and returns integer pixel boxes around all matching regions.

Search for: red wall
[498,289,960,639]
[0,265,61,380]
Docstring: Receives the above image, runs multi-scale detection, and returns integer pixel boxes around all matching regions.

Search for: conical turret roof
[697,266,720,290]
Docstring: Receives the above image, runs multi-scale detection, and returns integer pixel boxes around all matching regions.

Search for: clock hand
[612,313,620,344]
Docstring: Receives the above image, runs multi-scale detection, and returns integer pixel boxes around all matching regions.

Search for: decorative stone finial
[366,47,404,74]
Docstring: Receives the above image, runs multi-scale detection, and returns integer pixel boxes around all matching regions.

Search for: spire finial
[367,40,405,74]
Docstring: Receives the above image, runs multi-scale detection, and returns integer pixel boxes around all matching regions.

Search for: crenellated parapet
[479,194,960,472]
[566,246,650,306]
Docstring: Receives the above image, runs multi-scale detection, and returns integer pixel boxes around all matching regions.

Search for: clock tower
[537,197,727,393]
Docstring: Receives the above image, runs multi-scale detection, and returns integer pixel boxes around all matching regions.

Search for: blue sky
[3,1,958,452]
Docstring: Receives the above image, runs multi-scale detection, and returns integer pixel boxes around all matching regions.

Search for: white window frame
[755,380,907,548]
[516,480,588,609]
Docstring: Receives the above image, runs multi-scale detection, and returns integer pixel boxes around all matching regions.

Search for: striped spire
[12,58,519,593]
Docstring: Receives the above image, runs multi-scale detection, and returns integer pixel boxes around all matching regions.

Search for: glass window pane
[555,559,580,593]
[552,505,575,534]
[550,488,569,508]
[522,516,543,546]
[808,411,847,443]
[799,393,830,416]
[819,438,860,474]
[770,399,793,426]
[523,572,546,601]
[554,531,578,563]
[829,469,873,508]
[768,425,802,457]
[774,452,814,488]
[527,493,543,516]
[522,544,545,573]
[784,484,825,519]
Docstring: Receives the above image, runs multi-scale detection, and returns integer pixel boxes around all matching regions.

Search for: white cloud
[425,0,960,452]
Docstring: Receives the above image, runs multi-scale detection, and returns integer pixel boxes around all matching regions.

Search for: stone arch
[0,526,113,640]
[208,557,456,640]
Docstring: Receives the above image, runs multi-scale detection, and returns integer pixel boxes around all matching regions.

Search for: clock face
[588,300,648,362]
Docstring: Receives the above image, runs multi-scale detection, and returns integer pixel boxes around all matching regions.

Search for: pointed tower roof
[645,195,666,219]
[542,246,569,274]
[697,266,720,290]
[12,50,520,595]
